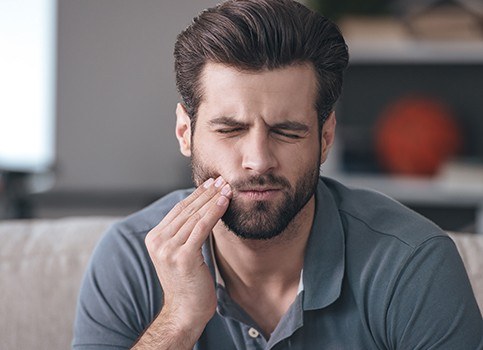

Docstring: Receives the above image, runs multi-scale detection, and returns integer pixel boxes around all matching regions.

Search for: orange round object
[375,96,462,176]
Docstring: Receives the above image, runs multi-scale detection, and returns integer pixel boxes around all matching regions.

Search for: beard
[191,149,320,240]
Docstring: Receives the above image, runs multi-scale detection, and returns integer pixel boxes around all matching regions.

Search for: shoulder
[320,176,455,292]
[93,188,194,258]
[319,176,454,291]
[319,177,482,348]
[321,176,447,249]
[73,188,193,348]
[88,188,196,282]
[114,188,194,235]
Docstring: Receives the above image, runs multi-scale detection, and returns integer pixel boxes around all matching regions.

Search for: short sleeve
[386,236,483,350]
[72,225,162,349]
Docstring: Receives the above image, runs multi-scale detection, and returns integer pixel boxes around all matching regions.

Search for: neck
[212,196,316,337]
[212,195,315,292]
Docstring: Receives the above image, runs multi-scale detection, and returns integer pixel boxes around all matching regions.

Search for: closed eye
[209,117,248,136]
[270,121,309,140]
[272,129,303,139]
[215,128,245,134]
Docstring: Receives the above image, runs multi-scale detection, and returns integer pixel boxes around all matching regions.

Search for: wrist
[131,304,210,350]
[158,305,208,344]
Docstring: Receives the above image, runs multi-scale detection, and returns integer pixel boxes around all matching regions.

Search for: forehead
[198,62,318,123]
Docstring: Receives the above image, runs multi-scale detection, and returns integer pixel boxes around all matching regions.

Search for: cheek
[193,141,238,178]
[199,141,234,165]
[281,141,320,169]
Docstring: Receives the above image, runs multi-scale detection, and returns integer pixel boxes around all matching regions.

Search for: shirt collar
[302,178,345,310]
[208,233,225,287]
[207,234,305,292]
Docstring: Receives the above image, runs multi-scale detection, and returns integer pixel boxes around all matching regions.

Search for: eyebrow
[271,121,309,133]
[208,116,309,132]
[208,116,248,128]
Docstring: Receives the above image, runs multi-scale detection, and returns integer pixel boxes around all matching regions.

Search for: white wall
[54,0,220,193]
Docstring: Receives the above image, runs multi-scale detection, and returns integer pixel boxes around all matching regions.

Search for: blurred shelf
[329,172,483,233]
[334,173,483,205]
[333,15,483,231]
[347,39,483,64]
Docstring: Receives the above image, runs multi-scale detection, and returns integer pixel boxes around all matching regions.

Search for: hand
[144,176,232,337]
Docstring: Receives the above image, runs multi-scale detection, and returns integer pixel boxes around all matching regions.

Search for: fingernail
[214,176,224,188]
[217,195,228,206]
[203,178,214,188]
[221,184,231,196]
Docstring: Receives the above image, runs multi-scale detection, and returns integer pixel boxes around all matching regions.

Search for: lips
[236,188,282,200]
[229,175,290,201]
[238,187,280,192]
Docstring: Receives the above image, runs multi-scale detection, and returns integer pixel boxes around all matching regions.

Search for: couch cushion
[0,216,118,350]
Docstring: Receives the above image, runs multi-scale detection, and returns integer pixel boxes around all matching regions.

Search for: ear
[320,111,336,164]
[175,103,192,157]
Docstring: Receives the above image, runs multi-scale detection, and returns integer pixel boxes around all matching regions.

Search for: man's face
[176,62,334,240]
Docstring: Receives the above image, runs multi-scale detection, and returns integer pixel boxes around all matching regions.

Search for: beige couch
[0,217,482,350]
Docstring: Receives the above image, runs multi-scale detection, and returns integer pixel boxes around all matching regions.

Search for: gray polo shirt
[73,177,483,349]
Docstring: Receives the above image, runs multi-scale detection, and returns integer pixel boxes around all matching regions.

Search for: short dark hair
[174,0,349,130]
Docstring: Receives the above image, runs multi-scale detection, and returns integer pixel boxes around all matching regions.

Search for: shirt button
[248,327,260,338]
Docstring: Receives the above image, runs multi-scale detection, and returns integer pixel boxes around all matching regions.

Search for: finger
[146,177,220,248]
[171,184,231,245]
[162,177,230,236]
[183,193,230,249]
[160,177,217,226]
[154,176,227,236]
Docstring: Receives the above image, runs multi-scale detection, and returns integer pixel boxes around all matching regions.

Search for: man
[73,0,483,349]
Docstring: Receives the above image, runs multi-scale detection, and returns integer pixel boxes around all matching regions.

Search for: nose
[241,130,278,174]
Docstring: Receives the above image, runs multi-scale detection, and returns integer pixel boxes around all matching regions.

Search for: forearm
[131,307,206,350]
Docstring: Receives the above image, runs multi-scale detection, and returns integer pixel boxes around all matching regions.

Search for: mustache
[229,174,291,191]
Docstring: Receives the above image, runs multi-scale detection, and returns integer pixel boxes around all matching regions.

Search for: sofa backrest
[0,217,118,350]
[0,218,481,350]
